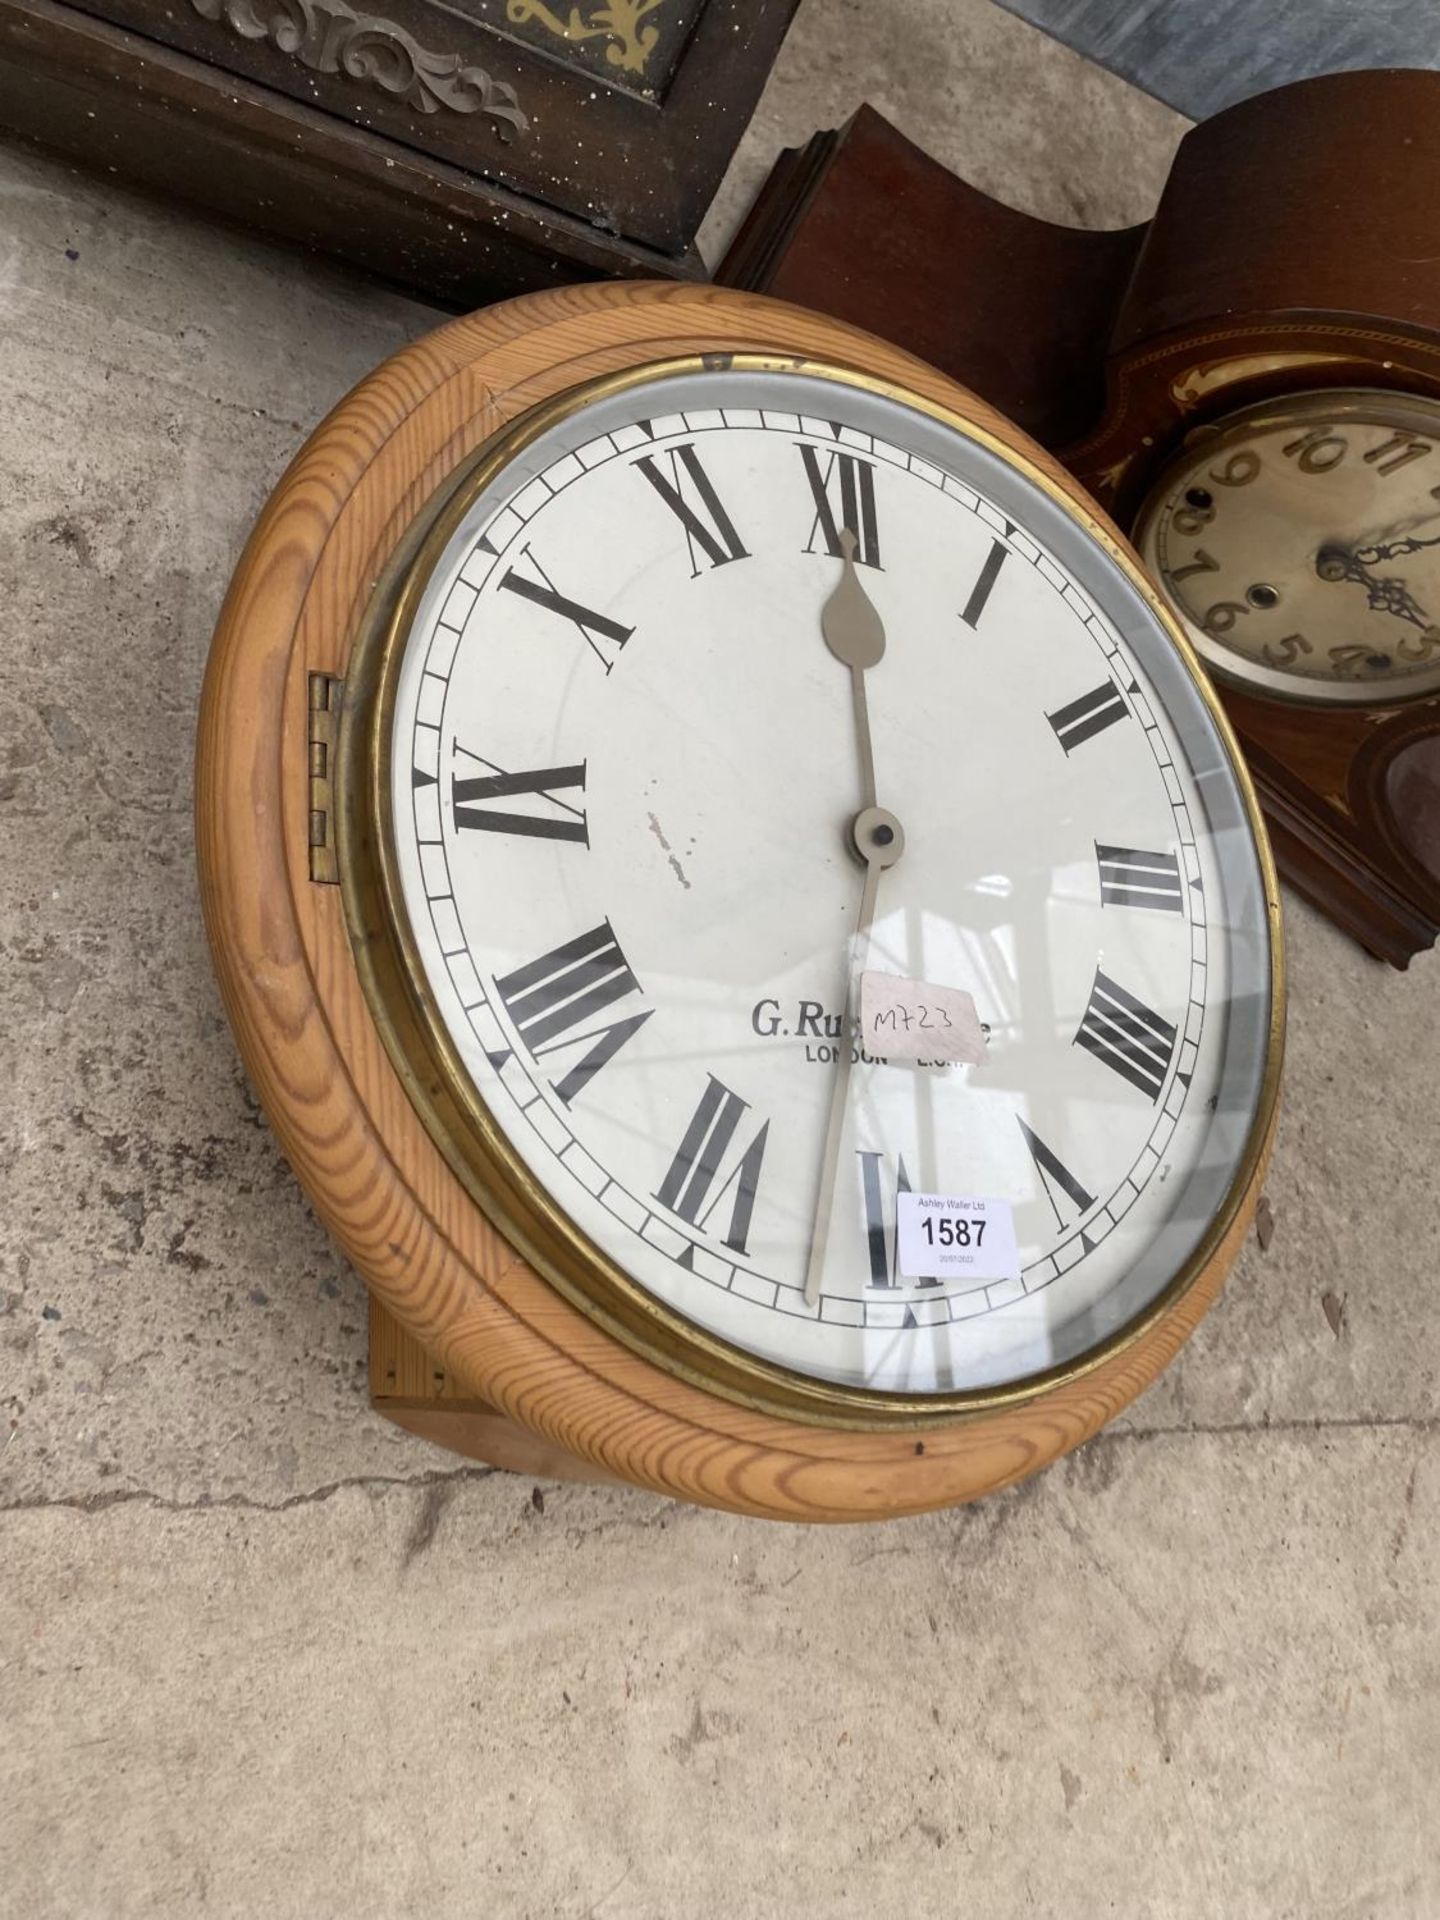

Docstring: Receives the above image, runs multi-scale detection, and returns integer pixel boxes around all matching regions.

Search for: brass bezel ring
[336,351,1286,1431]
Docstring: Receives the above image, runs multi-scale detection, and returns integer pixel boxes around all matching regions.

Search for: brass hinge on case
[307,673,343,885]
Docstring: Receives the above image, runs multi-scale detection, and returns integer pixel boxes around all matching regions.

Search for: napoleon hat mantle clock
[719,75,1440,967]
[196,283,1283,1520]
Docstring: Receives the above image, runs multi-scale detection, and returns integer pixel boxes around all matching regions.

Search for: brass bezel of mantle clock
[334,349,1287,1434]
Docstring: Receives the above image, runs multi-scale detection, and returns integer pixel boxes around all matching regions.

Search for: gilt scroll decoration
[505,0,665,77]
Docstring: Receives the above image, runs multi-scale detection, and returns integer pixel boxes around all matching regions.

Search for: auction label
[897,1192,1020,1283]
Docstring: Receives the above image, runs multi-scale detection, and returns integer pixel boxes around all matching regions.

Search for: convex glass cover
[340,360,1276,1416]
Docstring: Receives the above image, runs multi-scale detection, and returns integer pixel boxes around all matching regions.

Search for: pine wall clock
[196,283,1283,1520]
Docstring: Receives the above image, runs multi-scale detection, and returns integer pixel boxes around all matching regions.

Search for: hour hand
[822,527,886,673]
[822,527,886,817]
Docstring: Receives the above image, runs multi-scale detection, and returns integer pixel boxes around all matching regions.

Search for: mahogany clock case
[1067,70,1440,968]
[195,282,1283,1520]
[719,73,1440,967]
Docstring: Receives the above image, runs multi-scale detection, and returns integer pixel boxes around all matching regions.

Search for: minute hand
[802,810,902,1308]
[1355,529,1440,566]
[1317,543,1433,630]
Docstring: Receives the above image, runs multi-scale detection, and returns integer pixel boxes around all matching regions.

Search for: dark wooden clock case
[0,0,798,302]
[719,74,1440,966]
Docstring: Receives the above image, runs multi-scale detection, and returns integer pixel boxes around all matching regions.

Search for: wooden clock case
[720,73,1440,967]
[1067,71,1440,968]
[0,0,801,303]
[195,282,1280,1519]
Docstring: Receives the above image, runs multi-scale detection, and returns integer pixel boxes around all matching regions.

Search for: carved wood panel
[187,0,529,126]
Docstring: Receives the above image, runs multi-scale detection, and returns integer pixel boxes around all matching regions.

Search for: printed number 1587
[920,1216,987,1249]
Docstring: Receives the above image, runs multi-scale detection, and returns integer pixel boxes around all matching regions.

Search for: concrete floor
[1,2,1435,1913]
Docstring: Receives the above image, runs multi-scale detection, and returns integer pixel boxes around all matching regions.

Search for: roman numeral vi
[858,1150,941,1290]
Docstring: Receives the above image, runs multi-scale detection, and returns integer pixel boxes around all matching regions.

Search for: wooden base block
[368,1296,622,1485]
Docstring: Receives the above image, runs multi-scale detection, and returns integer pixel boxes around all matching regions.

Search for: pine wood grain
[369,1296,624,1485]
[195,280,1281,1521]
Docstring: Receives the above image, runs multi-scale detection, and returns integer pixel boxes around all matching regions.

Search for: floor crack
[1,1415,1434,1517]
[1098,1413,1439,1444]
[0,1462,501,1518]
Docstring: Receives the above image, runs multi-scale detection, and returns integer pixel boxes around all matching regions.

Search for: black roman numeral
[859,1150,940,1289]
[1075,968,1177,1102]
[654,1075,768,1255]
[450,745,587,845]
[1047,680,1129,754]
[1017,1119,1096,1232]
[1096,843,1184,912]
[960,538,1008,627]
[493,921,651,1107]
[498,545,633,672]
[799,444,881,569]
[634,444,748,576]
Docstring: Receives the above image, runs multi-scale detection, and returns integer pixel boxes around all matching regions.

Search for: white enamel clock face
[1136,389,1440,706]
[379,364,1274,1400]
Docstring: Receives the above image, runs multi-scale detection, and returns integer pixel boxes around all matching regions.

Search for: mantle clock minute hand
[803,529,905,1311]
[1316,542,1436,631]
[1354,527,1440,567]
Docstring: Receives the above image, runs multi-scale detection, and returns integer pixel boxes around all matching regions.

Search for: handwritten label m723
[859,972,988,1065]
